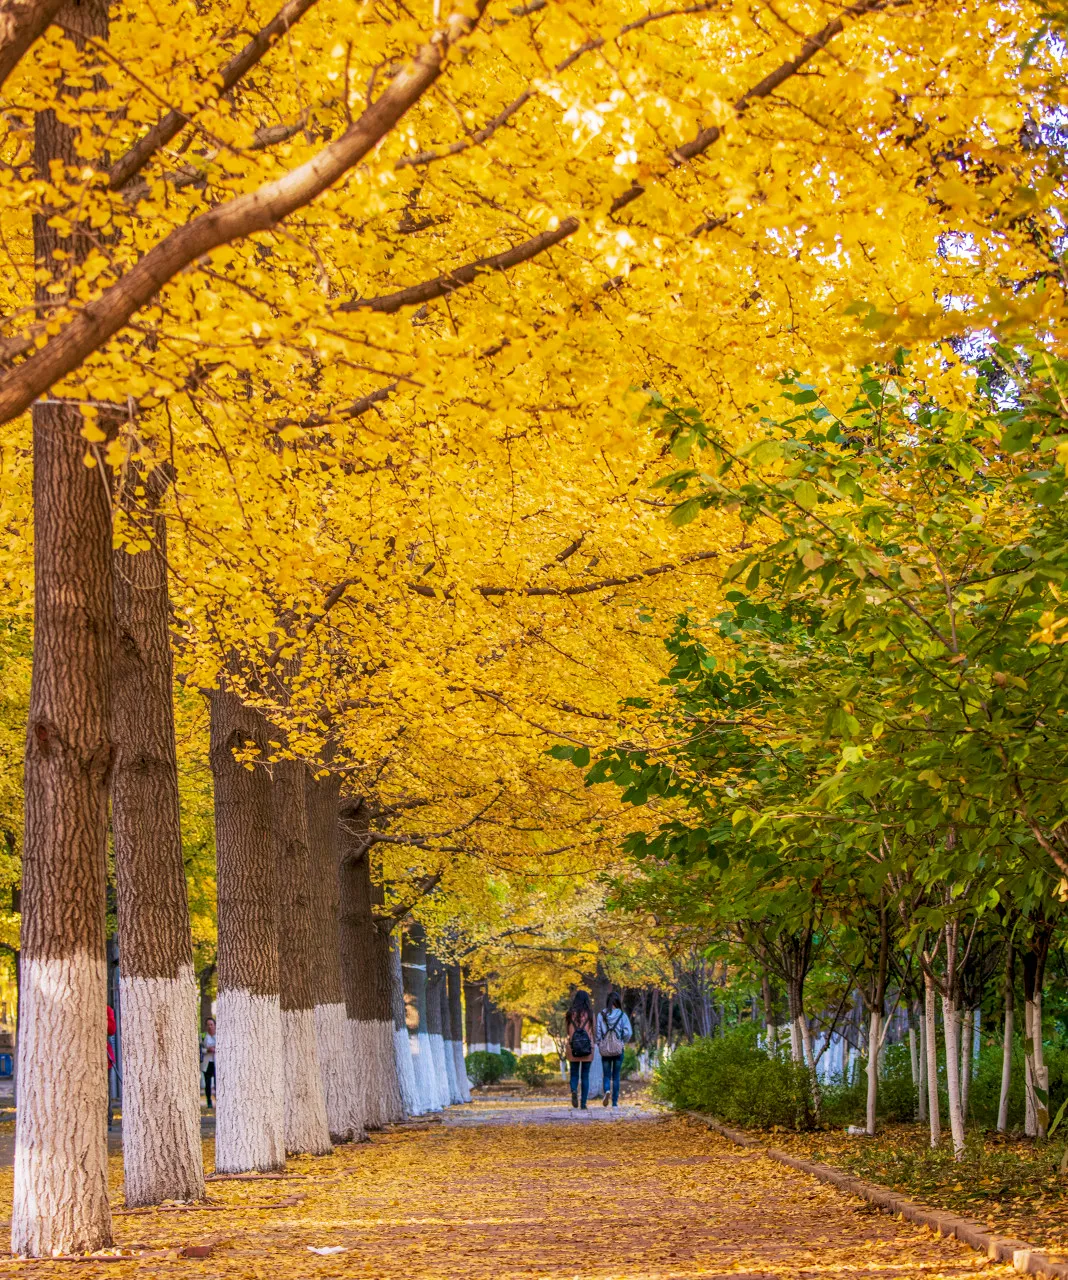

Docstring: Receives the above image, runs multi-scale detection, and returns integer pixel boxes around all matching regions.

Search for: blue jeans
[569,1059,590,1105]
[602,1054,622,1104]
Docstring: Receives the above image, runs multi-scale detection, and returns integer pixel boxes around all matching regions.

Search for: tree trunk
[437,964,460,1103]
[446,964,471,1103]
[389,936,418,1116]
[208,689,284,1173]
[401,923,439,1112]
[464,974,488,1051]
[337,809,399,1131]
[959,1008,974,1122]
[924,972,941,1147]
[915,998,928,1124]
[998,967,1014,1134]
[271,760,330,1156]
[942,995,966,1158]
[111,475,204,1205]
[866,1008,881,1136]
[14,10,116,1249]
[304,769,360,1143]
[761,972,777,1054]
[198,964,216,1033]
[425,956,451,1109]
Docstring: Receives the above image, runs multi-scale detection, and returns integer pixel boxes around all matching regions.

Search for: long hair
[568,989,593,1025]
[606,991,622,1012]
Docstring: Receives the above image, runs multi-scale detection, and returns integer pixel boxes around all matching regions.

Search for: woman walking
[565,990,596,1110]
[201,1017,216,1109]
[596,992,632,1107]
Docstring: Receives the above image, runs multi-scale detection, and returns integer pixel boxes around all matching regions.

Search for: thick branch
[0,1,491,425]
[0,0,65,90]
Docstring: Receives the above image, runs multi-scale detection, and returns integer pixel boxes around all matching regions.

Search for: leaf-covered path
[1,1102,1019,1277]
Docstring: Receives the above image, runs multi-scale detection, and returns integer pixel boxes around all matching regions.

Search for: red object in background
[107,1005,116,1070]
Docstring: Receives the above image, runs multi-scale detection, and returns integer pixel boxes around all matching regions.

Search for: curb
[682,1111,1068,1280]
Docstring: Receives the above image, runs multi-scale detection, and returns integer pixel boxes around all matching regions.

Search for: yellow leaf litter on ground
[0,1102,1019,1279]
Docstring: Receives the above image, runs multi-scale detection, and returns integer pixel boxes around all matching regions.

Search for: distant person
[565,989,595,1110]
[596,992,632,1108]
[107,1005,117,1131]
[201,1017,216,1109]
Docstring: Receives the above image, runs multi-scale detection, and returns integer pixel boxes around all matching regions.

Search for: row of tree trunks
[390,937,420,1114]
[425,957,451,1108]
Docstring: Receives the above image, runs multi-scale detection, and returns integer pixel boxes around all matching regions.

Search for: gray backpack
[599,1010,625,1058]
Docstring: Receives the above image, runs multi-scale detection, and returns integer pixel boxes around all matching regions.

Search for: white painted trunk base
[393,1026,420,1117]
[467,1041,488,1053]
[409,1031,441,1113]
[350,1019,404,1129]
[442,1035,460,1103]
[446,1039,470,1103]
[215,989,285,1173]
[315,1001,363,1142]
[12,954,112,1257]
[448,1039,468,1100]
[282,1008,332,1156]
[119,969,205,1205]
[429,1032,451,1110]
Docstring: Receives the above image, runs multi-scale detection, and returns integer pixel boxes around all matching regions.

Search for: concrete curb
[682,1111,1068,1280]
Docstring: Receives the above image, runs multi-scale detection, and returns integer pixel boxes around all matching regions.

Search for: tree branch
[0,0,492,425]
[0,0,66,91]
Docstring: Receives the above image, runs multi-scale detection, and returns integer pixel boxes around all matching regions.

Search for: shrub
[621,1046,639,1079]
[465,1051,507,1087]
[653,1028,815,1130]
[499,1048,518,1078]
[515,1055,548,1087]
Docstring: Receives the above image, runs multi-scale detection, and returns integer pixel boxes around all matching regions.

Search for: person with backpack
[596,992,632,1107]
[565,989,596,1109]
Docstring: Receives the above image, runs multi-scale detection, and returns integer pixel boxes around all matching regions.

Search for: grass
[769,1123,1068,1259]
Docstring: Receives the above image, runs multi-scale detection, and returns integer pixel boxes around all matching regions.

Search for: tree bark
[401,923,439,1113]
[111,472,204,1205]
[337,807,399,1131]
[208,689,284,1173]
[389,936,418,1116]
[942,995,966,1158]
[304,768,360,1142]
[446,964,470,1103]
[271,760,331,1155]
[959,1007,974,1121]
[425,956,451,1109]
[865,1009,881,1136]
[13,6,115,1251]
[464,974,488,1051]
[925,971,941,1147]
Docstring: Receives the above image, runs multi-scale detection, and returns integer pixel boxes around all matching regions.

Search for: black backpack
[570,1021,592,1058]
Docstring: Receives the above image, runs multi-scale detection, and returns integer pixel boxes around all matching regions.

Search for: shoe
[602,1092,610,1107]
[571,1090,578,1109]
[611,1101,619,1107]
[580,1102,587,1110]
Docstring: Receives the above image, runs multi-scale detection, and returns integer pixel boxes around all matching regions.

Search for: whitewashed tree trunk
[1024,998,1037,1137]
[111,469,204,1207]
[13,957,112,1256]
[337,810,401,1129]
[942,995,965,1158]
[866,1008,881,1135]
[789,1016,803,1063]
[272,760,331,1157]
[214,988,286,1172]
[118,973,203,1203]
[908,1024,919,1086]
[437,973,461,1102]
[998,998,1013,1133]
[402,925,441,1113]
[925,974,941,1147]
[210,690,285,1173]
[390,939,420,1116]
[1029,994,1048,1137]
[959,1008,974,1121]
[917,999,928,1124]
[305,770,361,1143]
[425,958,452,1109]
[446,965,471,1103]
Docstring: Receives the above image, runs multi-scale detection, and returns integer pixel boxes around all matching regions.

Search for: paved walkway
[0,1100,1017,1277]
